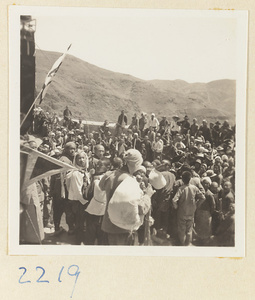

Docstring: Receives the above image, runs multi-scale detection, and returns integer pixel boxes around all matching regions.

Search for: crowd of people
[20,106,236,246]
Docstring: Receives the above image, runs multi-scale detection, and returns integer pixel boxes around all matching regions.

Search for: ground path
[42,214,174,246]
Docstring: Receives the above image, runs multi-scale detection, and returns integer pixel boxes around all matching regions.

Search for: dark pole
[20,15,36,135]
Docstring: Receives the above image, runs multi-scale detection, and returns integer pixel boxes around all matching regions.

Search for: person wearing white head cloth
[148,113,159,131]
[65,152,90,243]
[194,176,216,245]
[99,149,154,245]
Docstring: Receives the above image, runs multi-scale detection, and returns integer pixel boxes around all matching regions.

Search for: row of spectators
[20,107,235,246]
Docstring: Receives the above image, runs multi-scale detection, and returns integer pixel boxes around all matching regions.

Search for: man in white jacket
[148,113,159,131]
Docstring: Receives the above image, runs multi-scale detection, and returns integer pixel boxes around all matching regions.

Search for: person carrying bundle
[99,149,154,245]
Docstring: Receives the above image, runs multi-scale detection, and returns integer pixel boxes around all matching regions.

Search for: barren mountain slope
[35,50,236,124]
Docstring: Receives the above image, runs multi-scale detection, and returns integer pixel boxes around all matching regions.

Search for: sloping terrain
[35,49,236,124]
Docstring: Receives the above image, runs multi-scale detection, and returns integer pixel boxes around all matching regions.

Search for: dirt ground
[42,213,174,246]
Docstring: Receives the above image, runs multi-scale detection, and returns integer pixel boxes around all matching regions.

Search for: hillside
[35,49,236,124]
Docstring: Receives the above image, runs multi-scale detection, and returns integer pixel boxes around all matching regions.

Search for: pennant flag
[20,144,75,191]
[39,44,72,104]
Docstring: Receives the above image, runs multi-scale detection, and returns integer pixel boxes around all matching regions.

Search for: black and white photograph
[9,7,247,256]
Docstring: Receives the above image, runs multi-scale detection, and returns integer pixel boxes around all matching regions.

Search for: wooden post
[144,209,152,246]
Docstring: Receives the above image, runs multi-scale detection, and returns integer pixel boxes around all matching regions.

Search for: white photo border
[9,6,247,256]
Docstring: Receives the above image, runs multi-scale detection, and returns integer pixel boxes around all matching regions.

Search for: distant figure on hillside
[190,118,199,137]
[63,106,72,121]
[99,120,110,139]
[139,113,148,137]
[115,110,127,136]
[77,118,85,132]
[179,115,190,135]
[148,113,159,131]
[159,116,169,132]
[129,113,139,132]
[199,119,212,144]
[170,115,181,136]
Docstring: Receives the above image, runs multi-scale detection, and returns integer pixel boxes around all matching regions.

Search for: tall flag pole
[20,44,72,129]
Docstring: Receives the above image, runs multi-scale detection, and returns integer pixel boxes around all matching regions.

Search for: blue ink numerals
[18,267,31,284]
[36,266,50,283]
[18,265,80,298]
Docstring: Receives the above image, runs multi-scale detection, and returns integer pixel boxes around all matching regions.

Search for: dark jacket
[117,114,127,126]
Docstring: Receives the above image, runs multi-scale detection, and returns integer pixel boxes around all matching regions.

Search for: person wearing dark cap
[194,158,202,174]
[63,105,72,121]
[215,146,225,158]
[62,128,68,144]
[39,137,51,150]
[220,120,233,143]
[190,118,199,137]
[60,142,76,165]
[172,171,205,246]
[77,118,85,133]
[194,177,215,245]
[99,120,110,140]
[210,203,235,246]
[129,113,139,132]
[143,135,153,162]
[198,162,208,178]
[41,120,50,137]
[173,164,205,195]
[159,116,169,132]
[115,110,127,136]
[112,157,124,170]
[210,182,223,235]
[55,130,63,148]
[211,121,221,147]
[147,126,156,143]
[88,144,105,171]
[139,113,148,137]
[219,181,235,217]
[66,131,76,143]
[199,119,212,144]
[179,115,190,135]
[140,143,147,161]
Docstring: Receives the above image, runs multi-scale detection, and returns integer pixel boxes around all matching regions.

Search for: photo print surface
[9,7,247,256]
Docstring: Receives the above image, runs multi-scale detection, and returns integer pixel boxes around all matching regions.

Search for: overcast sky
[32,8,237,83]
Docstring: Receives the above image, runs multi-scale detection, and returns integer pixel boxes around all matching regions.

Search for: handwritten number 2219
[18,265,80,298]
